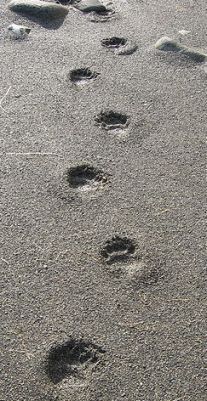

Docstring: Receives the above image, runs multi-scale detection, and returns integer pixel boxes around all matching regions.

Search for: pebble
[74,0,107,13]
[155,36,182,52]
[8,23,31,39]
[155,36,207,62]
[8,0,69,19]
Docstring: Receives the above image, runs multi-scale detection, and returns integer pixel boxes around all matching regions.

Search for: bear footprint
[69,68,99,84]
[101,235,136,264]
[45,338,105,385]
[101,37,137,55]
[66,164,109,191]
[95,110,129,130]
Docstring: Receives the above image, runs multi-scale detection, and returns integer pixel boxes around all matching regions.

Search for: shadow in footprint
[45,338,105,385]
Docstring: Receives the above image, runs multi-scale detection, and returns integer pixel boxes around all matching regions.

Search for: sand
[0,0,206,400]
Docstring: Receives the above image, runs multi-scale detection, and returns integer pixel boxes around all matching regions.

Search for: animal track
[89,8,115,22]
[66,164,109,191]
[101,37,137,55]
[69,68,99,84]
[95,110,129,130]
[101,235,136,264]
[125,259,161,288]
[45,338,105,384]
[101,237,162,287]
[102,36,126,47]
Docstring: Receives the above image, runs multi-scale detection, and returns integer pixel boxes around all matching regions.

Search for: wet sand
[0,1,206,400]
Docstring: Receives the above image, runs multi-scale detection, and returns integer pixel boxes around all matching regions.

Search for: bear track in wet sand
[45,338,105,384]
[66,164,109,191]
[100,235,136,265]
[95,110,130,130]
[100,236,162,287]
[101,36,137,55]
[69,68,99,84]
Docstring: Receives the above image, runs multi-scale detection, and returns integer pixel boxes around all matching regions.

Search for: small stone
[178,29,190,36]
[155,36,207,62]
[8,23,31,39]
[8,0,69,19]
[74,0,107,13]
[155,36,181,52]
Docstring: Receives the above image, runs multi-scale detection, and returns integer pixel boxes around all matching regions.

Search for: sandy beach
[0,1,206,400]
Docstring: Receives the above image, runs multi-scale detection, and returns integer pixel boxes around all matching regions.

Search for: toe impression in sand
[155,36,207,62]
[8,0,69,19]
